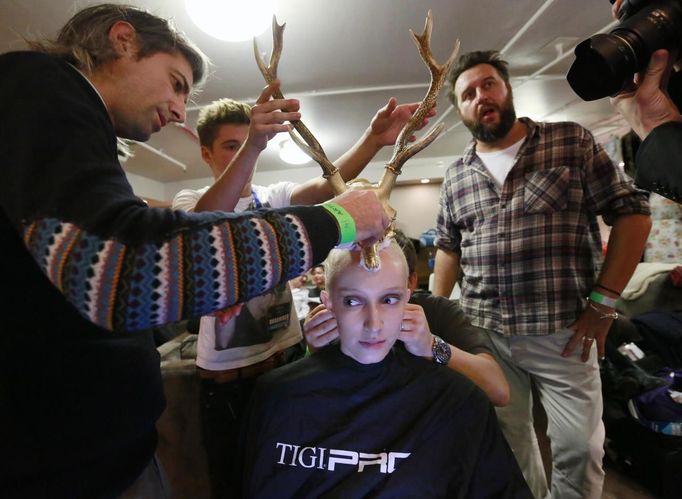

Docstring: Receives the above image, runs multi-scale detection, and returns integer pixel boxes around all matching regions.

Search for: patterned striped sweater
[21,210,325,333]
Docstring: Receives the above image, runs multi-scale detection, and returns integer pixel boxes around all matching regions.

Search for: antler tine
[378,11,460,198]
[288,129,347,194]
[253,15,346,195]
[253,16,285,83]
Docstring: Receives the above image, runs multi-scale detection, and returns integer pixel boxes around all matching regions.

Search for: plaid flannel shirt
[436,118,650,336]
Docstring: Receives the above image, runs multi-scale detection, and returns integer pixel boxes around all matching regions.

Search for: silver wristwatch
[431,335,451,365]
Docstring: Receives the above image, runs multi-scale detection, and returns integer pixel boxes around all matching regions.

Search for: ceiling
[1,0,629,184]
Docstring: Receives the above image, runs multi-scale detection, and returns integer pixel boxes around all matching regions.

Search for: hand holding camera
[568,1,682,202]
[567,0,682,101]
[611,48,682,139]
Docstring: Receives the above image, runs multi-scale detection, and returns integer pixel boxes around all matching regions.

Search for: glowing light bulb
[279,139,311,165]
[185,0,276,42]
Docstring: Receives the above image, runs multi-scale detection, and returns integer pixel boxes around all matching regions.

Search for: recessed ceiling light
[420,178,430,184]
[185,0,277,42]
[279,139,311,165]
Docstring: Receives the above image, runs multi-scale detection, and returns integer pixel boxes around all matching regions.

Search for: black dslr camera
[567,0,682,101]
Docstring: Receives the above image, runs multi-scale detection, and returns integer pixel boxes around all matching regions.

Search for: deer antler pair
[254,10,459,270]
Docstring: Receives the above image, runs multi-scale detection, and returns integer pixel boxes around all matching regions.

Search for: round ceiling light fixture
[278,139,311,165]
[185,0,277,42]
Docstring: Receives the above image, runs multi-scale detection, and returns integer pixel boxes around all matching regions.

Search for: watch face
[433,336,451,364]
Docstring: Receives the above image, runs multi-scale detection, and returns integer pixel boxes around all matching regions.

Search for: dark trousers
[119,455,171,499]
[199,376,257,499]
[199,342,305,499]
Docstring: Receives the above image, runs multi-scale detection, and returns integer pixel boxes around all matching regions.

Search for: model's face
[322,251,409,364]
[454,63,516,143]
[107,50,193,141]
[201,123,250,179]
[311,267,325,287]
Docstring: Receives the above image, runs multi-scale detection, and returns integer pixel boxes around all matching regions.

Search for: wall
[126,172,167,203]
[390,183,442,238]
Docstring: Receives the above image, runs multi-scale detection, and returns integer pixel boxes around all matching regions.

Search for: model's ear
[407,272,418,292]
[320,290,332,311]
[108,21,137,56]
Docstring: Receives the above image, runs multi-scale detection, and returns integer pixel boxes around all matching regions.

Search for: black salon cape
[242,344,531,498]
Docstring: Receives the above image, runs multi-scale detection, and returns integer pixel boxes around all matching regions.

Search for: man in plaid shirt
[433,51,651,499]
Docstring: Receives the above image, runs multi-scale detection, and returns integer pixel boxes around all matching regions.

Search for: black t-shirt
[243,345,531,498]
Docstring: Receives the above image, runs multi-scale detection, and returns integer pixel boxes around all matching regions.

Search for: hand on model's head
[610,49,682,139]
[247,80,301,152]
[398,303,434,358]
[329,190,391,244]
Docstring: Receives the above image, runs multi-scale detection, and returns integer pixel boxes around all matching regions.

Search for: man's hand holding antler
[368,97,437,147]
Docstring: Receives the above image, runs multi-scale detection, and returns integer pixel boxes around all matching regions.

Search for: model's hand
[303,304,338,349]
[398,303,433,358]
[329,189,391,244]
[610,49,682,139]
[247,80,301,151]
[368,97,436,147]
[562,305,614,362]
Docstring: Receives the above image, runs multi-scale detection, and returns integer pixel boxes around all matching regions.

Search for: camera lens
[567,0,682,101]
[567,33,641,101]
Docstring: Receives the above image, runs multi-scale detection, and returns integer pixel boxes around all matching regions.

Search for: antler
[253,17,347,195]
[377,10,460,199]
[253,12,458,271]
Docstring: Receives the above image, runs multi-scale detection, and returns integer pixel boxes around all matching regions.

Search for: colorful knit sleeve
[22,210,320,333]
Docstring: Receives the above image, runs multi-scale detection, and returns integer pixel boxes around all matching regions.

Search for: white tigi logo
[275,443,410,473]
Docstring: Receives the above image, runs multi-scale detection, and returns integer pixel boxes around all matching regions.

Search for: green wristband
[321,202,356,245]
[589,291,617,308]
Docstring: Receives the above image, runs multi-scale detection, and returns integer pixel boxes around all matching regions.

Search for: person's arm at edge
[194,81,300,212]
[432,248,459,297]
[597,213,651,297]
[192,143,264,212]
[23,190,387,334]
[400,300,509,406]
[562,213,651,360]
[446,347,510,406]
